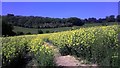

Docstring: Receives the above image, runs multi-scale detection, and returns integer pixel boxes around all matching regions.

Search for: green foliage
[2,25,120,67]
[67,17,84,26]
[38,30,43,34]
[2,36,33,67]
[45,30,50,33]
[2,21,16,36]
[2,14,84,29]
[16,31,24,35]
[117,15,120,22]
[28,36,55,66]
[48,25,120,66]
[26,32,31,35]
[2,35,54,67]
[2,14,120,30]
[106,15,115,22]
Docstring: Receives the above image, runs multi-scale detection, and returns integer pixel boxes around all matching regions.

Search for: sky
[2,0,120,2]
[2,2,118,19]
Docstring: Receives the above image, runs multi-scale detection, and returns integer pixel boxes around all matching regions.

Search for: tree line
[2,14,120,29]
[1,14,120,36]
[2,14,84,29]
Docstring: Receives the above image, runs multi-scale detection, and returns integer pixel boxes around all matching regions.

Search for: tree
[67,17,84,26]
[116,15,120,22]
[2,21,16,36]
[106,15,115,22]
[83,19,88,23]
[98,18,107,23]
[7,14,14,17]
[98,18,103,23]
[88,18,97,23]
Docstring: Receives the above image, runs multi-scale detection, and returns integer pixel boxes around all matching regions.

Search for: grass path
[44,42,98,67]
[22,42,98,68]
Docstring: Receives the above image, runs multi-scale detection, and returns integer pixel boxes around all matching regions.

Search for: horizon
[1,13,118,20]
[2,2,118,19]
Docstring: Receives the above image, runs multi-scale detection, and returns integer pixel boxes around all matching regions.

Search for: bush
[38,30,43,34]
[46,30,50,33]
[16,31,24,35]
[2,21,16,36]
[26,32,31,35]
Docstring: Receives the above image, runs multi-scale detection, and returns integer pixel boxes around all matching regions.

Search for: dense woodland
[1,14,120,36]
[2,14,120,28]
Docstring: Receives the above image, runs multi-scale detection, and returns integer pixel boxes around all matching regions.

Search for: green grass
[13,26,81,34]
[13,22,118,34]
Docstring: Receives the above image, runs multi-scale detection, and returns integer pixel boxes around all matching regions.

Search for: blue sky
[2,2,118,19]
[2,0,120,2]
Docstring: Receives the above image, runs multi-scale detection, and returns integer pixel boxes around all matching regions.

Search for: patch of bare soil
[55,55,80,66]
[54,55,98,67]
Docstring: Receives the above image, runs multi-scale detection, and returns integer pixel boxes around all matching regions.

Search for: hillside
[13,22,118,34]
[2,14,120,36]
[2,25,120,67]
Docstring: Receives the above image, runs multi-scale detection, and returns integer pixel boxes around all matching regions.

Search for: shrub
[46,30,50,33]
[26,32,31,35]
[38,30,43,34]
